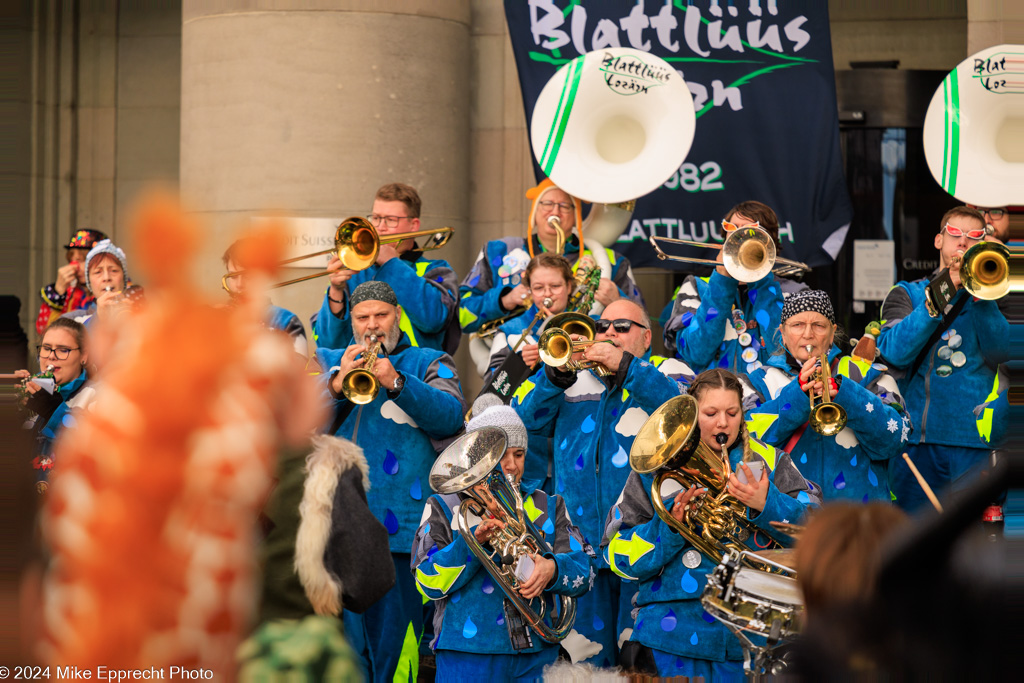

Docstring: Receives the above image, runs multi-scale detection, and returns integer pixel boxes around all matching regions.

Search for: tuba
[630,395,783,564]
[429,427,576,643]
[340,338,381,405]
[806,347,847,437]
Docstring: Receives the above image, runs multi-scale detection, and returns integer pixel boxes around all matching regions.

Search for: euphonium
[429,427,577,643]
[340,337,381,405]
[806,346,847,437]
[629,395,783,564]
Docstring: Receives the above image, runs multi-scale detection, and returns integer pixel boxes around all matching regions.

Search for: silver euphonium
[428,427,577,643]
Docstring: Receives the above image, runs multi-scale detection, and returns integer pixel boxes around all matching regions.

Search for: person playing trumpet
[878,206,1008,512]
[512,299,693,667]
[662,201,808,375]
[458,179,644,338]
[743,290,908,503]
[412,396,594,681]
[313,182,460,354]
[63,239,140,326]
[35,228,106,335]
[316,281,466,683]
[603,369,820,679]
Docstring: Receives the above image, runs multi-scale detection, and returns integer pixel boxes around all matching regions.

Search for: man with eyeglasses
[312,183,459,355]
[512,299,693,667]
[967,205,1010,242]
[458,179,645,371]
[878,206,1008,513]
[662,200,808,376]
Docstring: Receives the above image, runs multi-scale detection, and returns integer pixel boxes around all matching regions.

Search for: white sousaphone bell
[922,44,1023,300]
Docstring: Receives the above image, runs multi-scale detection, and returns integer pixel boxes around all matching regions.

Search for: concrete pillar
[180,0,471,361]
[968,0,1024,55]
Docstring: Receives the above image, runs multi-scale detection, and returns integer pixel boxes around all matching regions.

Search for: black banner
[505,0,853,270]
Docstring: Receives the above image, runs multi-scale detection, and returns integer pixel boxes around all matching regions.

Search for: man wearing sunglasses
[878,205,1008,513]
[312,182,460,355]
[512,299,694,667]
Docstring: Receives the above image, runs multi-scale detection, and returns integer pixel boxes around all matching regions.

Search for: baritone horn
[428,427,577,643]
[806,346,847,437]
[629,395,783,565]
[340,337,382,405]
[649,225,811,282]
[221,216,454,292]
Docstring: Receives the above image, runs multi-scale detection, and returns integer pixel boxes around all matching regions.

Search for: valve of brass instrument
[341,336,382,405]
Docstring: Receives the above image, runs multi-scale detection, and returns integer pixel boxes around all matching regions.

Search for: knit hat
[350,281,398,308]
[65,228,107,250]
[84,239,129,293]
[781,289,835,324]
[466,394,528,451]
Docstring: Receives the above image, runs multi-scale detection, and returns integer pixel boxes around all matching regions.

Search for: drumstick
[902,452,943,513]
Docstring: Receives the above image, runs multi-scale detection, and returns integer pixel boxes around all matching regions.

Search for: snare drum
[702,553,803,640]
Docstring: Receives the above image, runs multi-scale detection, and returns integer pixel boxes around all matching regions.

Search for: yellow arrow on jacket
[512,378,536,405]
[745,412,778,440]
[416,562,465,594]
[608,531,655,581]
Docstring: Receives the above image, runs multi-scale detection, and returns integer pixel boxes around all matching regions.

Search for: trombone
[649,226,810,282]
[340,337,382,405]
[221,216,454,292]
[806,345,847,437]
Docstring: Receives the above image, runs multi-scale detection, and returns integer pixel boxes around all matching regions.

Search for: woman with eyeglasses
[662,201,809,376]
[743,290,909,504]
[878,206,1008,512]
[15,318,95,492]
[458,179,645,366]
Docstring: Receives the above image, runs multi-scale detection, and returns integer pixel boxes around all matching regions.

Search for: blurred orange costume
[40,195,324,678]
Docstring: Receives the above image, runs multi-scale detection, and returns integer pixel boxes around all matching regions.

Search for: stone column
[180,0,471,361]
[968,0,1024,56]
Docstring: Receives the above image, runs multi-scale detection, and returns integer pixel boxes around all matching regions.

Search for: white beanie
[466,395,528,451]
[84,239,129,293]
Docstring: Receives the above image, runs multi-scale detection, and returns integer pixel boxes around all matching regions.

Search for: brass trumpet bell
[340,340,382,405]
[541,311,596,341]
[221,217,454,291]
[806,348,847,437]
[960,241,1013,300]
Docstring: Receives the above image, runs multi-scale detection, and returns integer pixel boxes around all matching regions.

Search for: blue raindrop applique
[782,403,791,411]
[462,617,477,639]
[577,505,584,517]
[437,363,454,379]
[481,576,494,595]
[681,311,694,326]
[676,657,686,669]
[690,632,699,646]
[868,469,879,487]
[468,273,480,287]
[702,610,716,624]
[768,285,777,295]
[611,445,629,468]
[797,490,811,504]
[575,454,585,471]
[496,613,505,626]
[384,509,399,535]
[491,256,503,267]
[705,307,718,322]
[542,518,555,535]
[755,310,771,330]
[800,453,808,464]
[680,569,699,593]
[557,479,565,493]
[410,478,422,500]
[581,415,596,434]
[613,506,621,520]
[651,576,662,592]
[611,407,619,417]
[570,534,582,551]
[594,615,605,631]
[383,450,400,475]
[862,494,869,503]
[660,610,677,632]
[560,438,569,451]
[833,472,847,490]
[850,454,858,467]
[451,591,461,603]
[534,407,549,419]
[748,289,758,305]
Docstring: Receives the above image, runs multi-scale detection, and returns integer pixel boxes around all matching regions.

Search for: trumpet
[429,427,577,643]
[537,321,615,377]
[221,216,454,292]
[805,346,847,437]
[958,241,1018,300]
[340,337,382,405]
[649,226,810,282]
[630,395,783,565]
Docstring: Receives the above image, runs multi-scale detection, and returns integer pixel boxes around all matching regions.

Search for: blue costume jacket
[603,441,820,662]
[317,336,465,553]
[662,271,790,374]
[878,279,1008,449]
[412,482,593,655]
[743,347,909,502]
[24,369,92,490]
[312,250,459,354]
[266,304,306,355]
[458,235,644,334]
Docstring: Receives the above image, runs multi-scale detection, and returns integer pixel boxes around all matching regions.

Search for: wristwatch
[392,374,405,393]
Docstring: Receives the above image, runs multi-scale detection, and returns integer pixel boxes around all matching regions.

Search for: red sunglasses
[942,223,985,241]
[722,220,760,233]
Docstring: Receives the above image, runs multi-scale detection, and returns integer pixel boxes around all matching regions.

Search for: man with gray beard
[315,281,466,682]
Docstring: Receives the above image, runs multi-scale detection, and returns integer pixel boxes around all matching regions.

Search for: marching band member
[412,397,594,681]
[458,178,644,336]
[35,228,107,334]
[222,237,307,356]
[603,369,820,679]
[313,183,460,354]
[877,206,1008,512]
[512,299,692,667]
[662,201,806,374]
[16,318,95,492]
[317,281,466,682]
[65,239,137,325]
[744,290,908,503]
